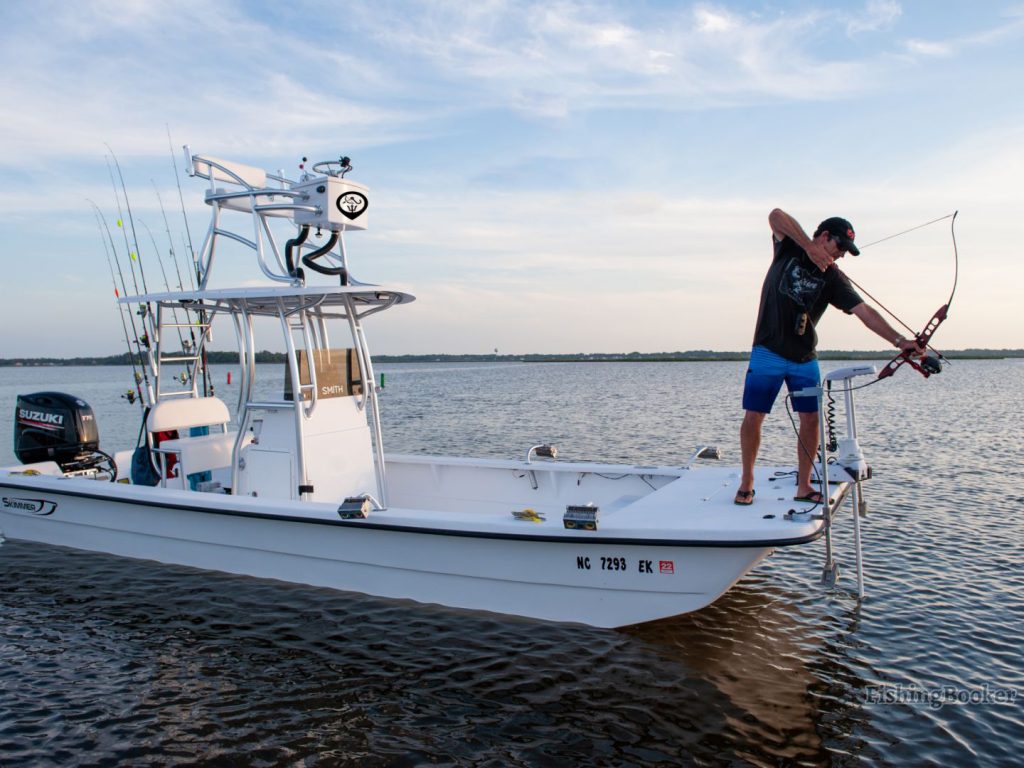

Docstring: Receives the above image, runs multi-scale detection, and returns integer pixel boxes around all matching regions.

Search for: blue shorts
[742,346,820,413]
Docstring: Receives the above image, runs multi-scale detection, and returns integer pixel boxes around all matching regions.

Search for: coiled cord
[825,382,838,453]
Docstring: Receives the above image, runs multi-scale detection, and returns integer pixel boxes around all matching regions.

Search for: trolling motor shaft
[794,364,876,599]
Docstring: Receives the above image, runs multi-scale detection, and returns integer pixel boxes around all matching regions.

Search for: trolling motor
[794,365,876,598]
[14,392,117,481]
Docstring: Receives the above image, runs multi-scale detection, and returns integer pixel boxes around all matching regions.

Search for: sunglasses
[828,233,849,254]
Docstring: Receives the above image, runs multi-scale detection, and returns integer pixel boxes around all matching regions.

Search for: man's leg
[738,347,785,504]
[787,357,823,500]
[796,410,820,498]
[739,410,766,496]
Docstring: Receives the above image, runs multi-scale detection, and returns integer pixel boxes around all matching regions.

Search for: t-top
[752,235,863,362]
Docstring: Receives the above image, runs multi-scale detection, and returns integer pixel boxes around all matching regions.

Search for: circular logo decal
[336,191,368,220]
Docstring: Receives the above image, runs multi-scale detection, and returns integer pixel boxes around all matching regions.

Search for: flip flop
[793,490,825,504]
[734,489,755,506]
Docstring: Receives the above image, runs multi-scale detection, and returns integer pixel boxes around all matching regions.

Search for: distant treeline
[0,351,287,367]
[375,349,1023,363]
[2,349,1021,366]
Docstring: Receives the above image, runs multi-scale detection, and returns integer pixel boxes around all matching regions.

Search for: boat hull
[0,478,773,628]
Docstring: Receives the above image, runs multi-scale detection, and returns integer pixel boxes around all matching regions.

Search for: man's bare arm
[851,303,925,353]
[769,209,833,271]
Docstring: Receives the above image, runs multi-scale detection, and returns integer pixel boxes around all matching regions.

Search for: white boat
[0,152,876,627]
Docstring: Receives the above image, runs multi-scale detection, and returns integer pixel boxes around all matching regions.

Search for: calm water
[2,361,1023,766]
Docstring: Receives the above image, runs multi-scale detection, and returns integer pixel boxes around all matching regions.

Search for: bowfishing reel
[920,354,942,375]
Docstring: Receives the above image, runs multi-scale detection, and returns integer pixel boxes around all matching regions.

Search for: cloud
[846,0,902,35]
[4,0,1023,171]
[2,1,1022,355]
[897,5,1024,61]
[1,0,973,168]
[346,1,885,117]
[0,0,429,165]
[903,38,953,57]
[694,6,737,34]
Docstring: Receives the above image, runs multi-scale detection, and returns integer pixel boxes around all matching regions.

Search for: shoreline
[2,349,1021,366]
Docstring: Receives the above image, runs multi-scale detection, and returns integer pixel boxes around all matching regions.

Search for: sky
[0,0,1021,357]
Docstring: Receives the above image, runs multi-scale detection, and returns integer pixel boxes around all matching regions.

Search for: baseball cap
[817,216,860,256]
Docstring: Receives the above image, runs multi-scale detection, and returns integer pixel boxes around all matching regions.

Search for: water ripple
[2,361,1023,765]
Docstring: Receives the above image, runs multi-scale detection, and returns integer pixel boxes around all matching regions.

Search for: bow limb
[877,303,948,379]
[875,211,959,380]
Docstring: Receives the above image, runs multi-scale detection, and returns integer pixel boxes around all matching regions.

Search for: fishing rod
[141,219,190,357]
[88,200,153,407]
[104,151,161,406]
[92,207,143,402]
[105,146,153,296]
[167,127,198,270]
[168,127,213,397]
[153,182,192,292]
[104,155,146,298]
[153,182,204,391]
[180,233,196,288]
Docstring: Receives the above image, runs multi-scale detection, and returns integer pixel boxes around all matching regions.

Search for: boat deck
[379,460,845,545]
[1,459,845,547]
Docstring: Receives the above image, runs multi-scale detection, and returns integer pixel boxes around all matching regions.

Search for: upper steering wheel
[311,157,352,177]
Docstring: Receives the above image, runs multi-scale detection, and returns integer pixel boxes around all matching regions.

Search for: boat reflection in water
[626,575,872,762]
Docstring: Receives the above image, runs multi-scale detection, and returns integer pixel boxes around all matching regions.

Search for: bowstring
[846,211,958,353]
[856,212,956,250]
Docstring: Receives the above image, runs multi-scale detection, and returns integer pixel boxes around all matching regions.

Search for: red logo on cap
[847,228,855,238]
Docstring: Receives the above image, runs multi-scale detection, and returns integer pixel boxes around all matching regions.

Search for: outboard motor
[14,392,114,478]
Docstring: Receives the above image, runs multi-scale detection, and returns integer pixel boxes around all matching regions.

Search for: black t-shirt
[752,235,863,362]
